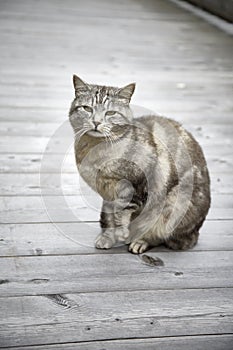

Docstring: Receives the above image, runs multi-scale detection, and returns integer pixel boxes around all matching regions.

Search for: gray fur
[69,75,211,254]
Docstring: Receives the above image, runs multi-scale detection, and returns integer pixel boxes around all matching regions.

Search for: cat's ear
[73,75,90,95]
[118,83,136,102]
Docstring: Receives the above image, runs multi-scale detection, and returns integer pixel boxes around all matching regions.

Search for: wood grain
[1,251,233,297]
[0,288,233,347]
[0,219,232,257]
[0,194,232,224]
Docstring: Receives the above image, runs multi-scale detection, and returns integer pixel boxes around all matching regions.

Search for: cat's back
[136,114,207,169]
[136,114,210,205]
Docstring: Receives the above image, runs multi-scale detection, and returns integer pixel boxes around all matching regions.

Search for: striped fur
[69,76,211,254]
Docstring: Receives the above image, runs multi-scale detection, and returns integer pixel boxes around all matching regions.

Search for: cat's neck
[74,130,131,167]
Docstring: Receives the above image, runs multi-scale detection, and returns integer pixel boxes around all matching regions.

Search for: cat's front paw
[129,239,149,254]
[95,234,115,249]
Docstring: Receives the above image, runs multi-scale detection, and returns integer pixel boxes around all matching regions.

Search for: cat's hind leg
[165,229,199,250]
[129,221,201,253]
[165,216,205,250]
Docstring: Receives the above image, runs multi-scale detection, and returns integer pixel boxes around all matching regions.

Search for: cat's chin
[86,130,105,138]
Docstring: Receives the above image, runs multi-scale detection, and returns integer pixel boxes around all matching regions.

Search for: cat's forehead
[89,84,118,98]
[76,84,120,105]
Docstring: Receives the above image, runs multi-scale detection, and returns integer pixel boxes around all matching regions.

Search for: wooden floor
[0,0,233,348]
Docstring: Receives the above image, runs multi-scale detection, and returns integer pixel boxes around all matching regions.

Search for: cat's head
[69,75,135,141]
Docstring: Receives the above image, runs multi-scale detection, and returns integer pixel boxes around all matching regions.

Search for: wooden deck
[0,0,233,348]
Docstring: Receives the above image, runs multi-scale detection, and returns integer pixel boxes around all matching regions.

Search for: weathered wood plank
[1,51,230,77]
[0,194,232,224]
[0,70,232,89]
[0,172,231,196]
[0,0,194,22]
[0,195,100,223]
[0,218,232,257]
[0,16,230,50]
[0,173,84,196]
[0,219,232,257]
[0,52,231,76]
[0,222,101,257]
[0,288,232,347]
[0,151,232,173]
[0,19,231,57]
[1,334,232,350]
[1,251,233,297]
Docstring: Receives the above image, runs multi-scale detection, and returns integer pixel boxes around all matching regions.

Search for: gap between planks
[0,334,232,350]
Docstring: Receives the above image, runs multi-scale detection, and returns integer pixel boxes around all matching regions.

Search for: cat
[69,75,211,254]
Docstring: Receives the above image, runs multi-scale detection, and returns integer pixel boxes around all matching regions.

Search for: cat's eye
[105,110,117,116]
[82,105,93,113]
[75,105,93,113]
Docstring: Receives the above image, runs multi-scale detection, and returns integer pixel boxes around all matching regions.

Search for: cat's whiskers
[83,122,91,129]
[102,125,111,133]
[107,134,116,146]
[101,127,115,148]
[106,131,119,148]
[108,131,119,144]
[74,127,90,140]
[74,121,91,133]
[101,126,111,135]
[103,132,114,148]
[73,129,83,136]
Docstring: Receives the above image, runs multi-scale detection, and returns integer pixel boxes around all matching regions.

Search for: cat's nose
[93,121,101,130]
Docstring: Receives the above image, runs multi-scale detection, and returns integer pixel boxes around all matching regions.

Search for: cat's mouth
[86,130,105,138]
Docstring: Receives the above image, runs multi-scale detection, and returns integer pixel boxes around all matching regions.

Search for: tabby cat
[69,75,210,254]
